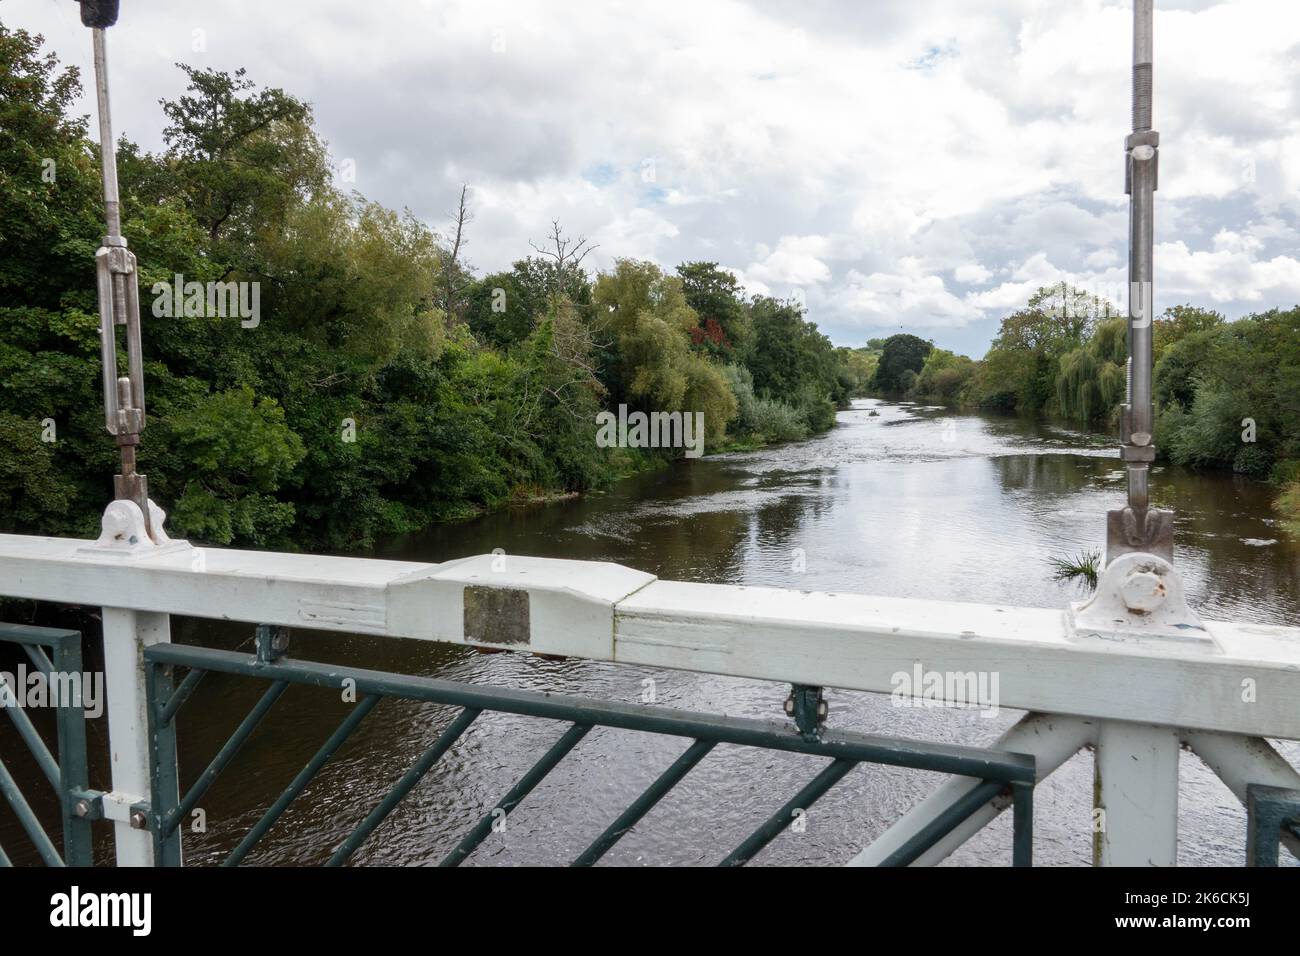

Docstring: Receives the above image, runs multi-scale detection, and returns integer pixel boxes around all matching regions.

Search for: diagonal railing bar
[327,706,481,867]
[21,643,52,676]
[226,694,381,867]
[161,668,207,726]
[879,779,1007,867]
[440,722,593,868]
[572,738,716,867]
[163,680,289,838]
[1,677,61,791]
[0,842,10,867]
[719,758,858,866]
[0,756,63,866]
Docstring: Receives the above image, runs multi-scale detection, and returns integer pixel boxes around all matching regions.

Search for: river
[4,399,1298,865]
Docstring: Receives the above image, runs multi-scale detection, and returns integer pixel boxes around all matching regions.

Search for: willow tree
[592,259,737,450]
[1055,317,1127,424]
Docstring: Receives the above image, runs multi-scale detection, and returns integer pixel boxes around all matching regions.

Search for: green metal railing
[0,623,95,867]
[143,625,1037,867]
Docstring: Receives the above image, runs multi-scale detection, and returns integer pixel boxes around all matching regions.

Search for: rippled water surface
[4,400,1298,865]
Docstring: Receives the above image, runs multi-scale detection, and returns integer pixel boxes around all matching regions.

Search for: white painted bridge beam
[1094,721,1181,866]
[2,536,1300,741]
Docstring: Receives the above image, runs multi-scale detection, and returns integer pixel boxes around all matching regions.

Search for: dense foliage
[870,333,931,397]
[0,25,858,550]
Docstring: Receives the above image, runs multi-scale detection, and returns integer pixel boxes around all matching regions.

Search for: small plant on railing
[1050,549,1102,589]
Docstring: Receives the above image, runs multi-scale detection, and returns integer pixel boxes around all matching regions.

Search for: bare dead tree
[528,219,597,300]
[436,184,473,325]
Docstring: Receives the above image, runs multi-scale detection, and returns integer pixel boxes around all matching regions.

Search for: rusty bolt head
[129,810,148,830]
[1122,568,1167,613]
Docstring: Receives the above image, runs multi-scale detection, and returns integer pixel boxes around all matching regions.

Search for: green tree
[969,284,1115,413]
[911,348,974,405]
[1055,316,1127,424]
[158,66,329,277]
[872,334,932,395]
[150,386,305,545]
[1153,304,1224,361]
[676,261,750,358]
[592,260,737,449]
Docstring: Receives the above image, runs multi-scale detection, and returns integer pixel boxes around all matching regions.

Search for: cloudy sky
[10,0,1300,355]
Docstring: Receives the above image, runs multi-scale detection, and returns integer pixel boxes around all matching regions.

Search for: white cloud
[839,266,984,329]
[741,235,833,290]
[1159,238,1300,305]
[954,262,993,285]
[10,0,1299,351]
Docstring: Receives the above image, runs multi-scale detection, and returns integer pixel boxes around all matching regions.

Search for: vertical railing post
[51,632,94,866]
[144,651,183,866]
[102,608,173,865]
[1093,720,1179,866]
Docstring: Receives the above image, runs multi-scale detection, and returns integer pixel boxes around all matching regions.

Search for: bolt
[74,799,92,818]
[129,810,148,830]
[1121,568,1167,614]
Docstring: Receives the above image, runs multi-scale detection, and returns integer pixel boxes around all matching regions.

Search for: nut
[1122,569,1167,613]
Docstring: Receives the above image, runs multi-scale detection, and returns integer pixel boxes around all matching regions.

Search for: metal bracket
[255,624,291,663]
[75,499,191,560]
[94,789,149,827]
[784,684,827,740]
[70,789,106,821]
[1105,506,1173,563]
[1067,551,1215,650]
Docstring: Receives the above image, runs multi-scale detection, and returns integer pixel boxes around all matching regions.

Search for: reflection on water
[3,400,1297,865]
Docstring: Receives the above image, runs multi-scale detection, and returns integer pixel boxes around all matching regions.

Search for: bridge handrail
[2,533,1298,741]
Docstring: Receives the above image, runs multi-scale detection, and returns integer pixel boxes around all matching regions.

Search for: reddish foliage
[690,317,730,349]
